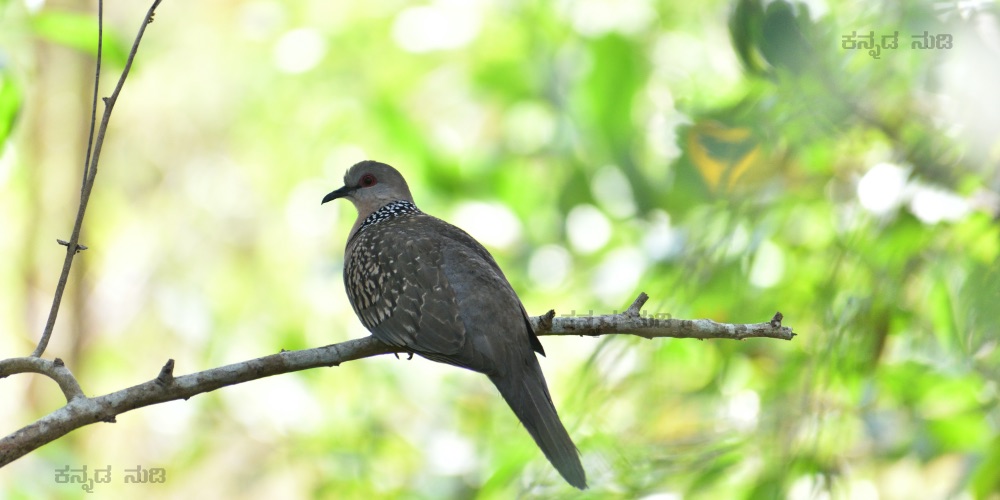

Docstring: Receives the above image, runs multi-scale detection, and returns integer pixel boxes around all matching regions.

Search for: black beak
[322,185,354,205]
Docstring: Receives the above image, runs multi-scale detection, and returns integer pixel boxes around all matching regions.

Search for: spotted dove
[322,160,586,489]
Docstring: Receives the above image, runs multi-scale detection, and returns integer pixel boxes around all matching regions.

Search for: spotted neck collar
[357,200,422,233]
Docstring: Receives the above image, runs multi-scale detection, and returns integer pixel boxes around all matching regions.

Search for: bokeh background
[1,0,998,498]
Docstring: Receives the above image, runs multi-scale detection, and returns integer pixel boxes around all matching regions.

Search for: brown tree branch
[0,293,794,468]
[531,292,795,341]
[0,357,86,403]
[31,0,163,358]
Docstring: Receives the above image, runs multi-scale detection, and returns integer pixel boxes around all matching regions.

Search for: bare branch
[0,357,86,403]
[1,336,397,467]
[531,293,796,341]
[31,0,163,358]
[0,292,794,467]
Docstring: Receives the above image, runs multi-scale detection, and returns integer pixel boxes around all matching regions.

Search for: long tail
[489,360,587,489]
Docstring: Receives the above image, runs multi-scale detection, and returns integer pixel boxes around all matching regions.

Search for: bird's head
[322,160,415,216]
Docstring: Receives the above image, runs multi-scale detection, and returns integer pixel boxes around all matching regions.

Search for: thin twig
[82,0,103,192]
[32,0,163,358]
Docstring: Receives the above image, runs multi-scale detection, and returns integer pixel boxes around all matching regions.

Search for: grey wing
[433,219,546,356]
[345,220,466,356]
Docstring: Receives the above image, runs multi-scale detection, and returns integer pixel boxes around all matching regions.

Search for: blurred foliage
[0,66,20,146]
[30,10,129,66]
[0,17,21,149]
[1,0,999,498]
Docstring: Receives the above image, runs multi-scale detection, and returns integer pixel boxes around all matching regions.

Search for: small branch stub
[625,292,649,317]
[156,359,175,386]
[770,311,784,328]
[56,239,88,253]
[540,310,556,330]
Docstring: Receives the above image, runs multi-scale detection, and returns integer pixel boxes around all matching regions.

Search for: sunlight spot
[452,201,522,250]
[567,0,654,37]
[725,223,751,259]
[154,287,212,343]
[591,166,637,218]
[845,480,880,500]
[528,244,572,290]
[639,494,682,500]
[592,247,646,304]
[748,240,784,288]
[797,0,830,20]
[392,1,481,53]
[503,101,556,154]
[90,222,159,337]
[933,0,994,21]
[646,110,688,162]
[425,431,477,475]
[273,28,326,74]
[225,376,323,435]
[642,209,683,260]
[595,343,639,385]
[857,162,908,215]
[566,204,611,254]
[789,474,832,500]
[726,389,760,431]
[909,185,969,224]
[23,0,45,13]
[408,67,487,155]
[146,400,196,438]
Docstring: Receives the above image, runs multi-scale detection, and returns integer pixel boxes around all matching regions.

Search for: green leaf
[972,436,1000,497]
[0,67,22,146]
[30,10,129,66]
[926,411,990,454]
[687,448,742,494]
[578,34,647,154]
[729,0,768,74]
[759,0,813,73]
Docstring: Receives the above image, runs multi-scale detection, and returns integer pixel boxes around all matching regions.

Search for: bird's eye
[360,174,377,187]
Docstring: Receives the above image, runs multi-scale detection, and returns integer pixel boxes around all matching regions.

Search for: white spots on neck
[359,200,422,233]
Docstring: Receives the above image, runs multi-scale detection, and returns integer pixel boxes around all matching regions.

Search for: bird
[322,160,587,489]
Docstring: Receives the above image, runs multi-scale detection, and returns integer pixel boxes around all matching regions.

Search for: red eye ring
[359,174,377,187]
